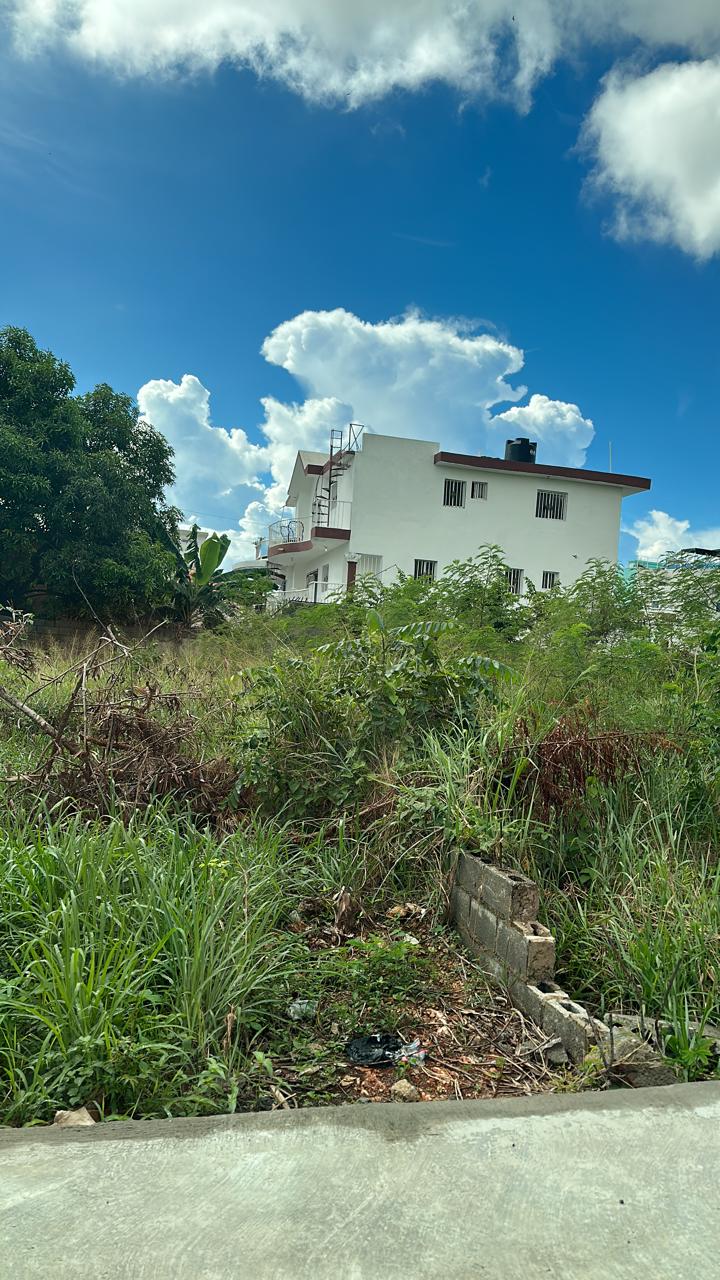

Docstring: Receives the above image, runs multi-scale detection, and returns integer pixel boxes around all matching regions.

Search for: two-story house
[267,427,651,602]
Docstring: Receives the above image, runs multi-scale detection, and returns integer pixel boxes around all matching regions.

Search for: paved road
[1,1083,719,1278]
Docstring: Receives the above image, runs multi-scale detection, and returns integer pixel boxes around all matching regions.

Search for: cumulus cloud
[627,509,720,559]
[6,2,720,107]
[137,307,598,562]
[261,308,527,450]
[584,59,720,259]
[490,393,594,467]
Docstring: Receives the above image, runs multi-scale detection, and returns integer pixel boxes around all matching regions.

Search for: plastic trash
[288,998,318,1021]
[346,1034,427,1068]
[395,1038,427,1066]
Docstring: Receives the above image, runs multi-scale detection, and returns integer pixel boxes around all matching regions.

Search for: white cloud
[490,393,594,467]
[7,2,720,108]
[584,59,720,259]
[261,307,527,451]
[137,372,266,505]
[627,509,720,559]
[137,307,597,563]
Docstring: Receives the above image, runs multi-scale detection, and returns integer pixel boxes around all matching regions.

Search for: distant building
[178,525,210,555]
[267,427,651,604]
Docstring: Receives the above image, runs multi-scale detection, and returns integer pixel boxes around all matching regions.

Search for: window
[414,559,437,581]
[320,563,330,594]
[471,481,488,500]
[358,554,382,579]
[443,478,466,508]
[506,567,524,596]
[542,570,559,590]
[536,489,567,520]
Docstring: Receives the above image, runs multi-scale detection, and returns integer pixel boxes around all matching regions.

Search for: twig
[0,684,83,756]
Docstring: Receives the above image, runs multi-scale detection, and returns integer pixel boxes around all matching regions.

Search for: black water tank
[504,437,537,464]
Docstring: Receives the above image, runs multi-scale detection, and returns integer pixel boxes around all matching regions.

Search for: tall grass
[1,555,719,1115]
[0,810,314,1121]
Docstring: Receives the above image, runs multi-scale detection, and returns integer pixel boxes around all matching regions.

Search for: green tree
[0,327,178,617]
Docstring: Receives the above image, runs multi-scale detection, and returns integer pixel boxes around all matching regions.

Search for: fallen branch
[0,684,83,756]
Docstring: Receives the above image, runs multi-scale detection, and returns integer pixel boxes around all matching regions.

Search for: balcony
[267,581,346,611]
[310,499,352,533]
[268,503,352,557]
[269,517,304,545]
[267,518,312,556]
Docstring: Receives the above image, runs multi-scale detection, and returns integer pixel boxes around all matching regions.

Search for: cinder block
[477,863,540,922]
[467,899,499,952]
[458,924,506,982]
[496,919,555,982]
[543,998,608,1063]
[508,978,569,1027]
[450,885,471,931]
[456,852,485,900]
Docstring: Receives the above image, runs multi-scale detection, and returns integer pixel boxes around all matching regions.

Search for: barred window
[542,570,559,589]
[443,478,466,507]
[471,481,488,500]
[535,489,567,520]
[506,567,524,596]
[358,554,382,579]
[414,559,437,580]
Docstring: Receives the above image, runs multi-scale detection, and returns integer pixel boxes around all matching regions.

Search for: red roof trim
[304,451,356,477]
[433,451,651,490]
[267,540,313,557]
[310,526,351,540]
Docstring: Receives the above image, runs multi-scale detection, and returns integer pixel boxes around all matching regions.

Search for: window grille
[541,570,559,589]
[471,481,488,500]
[414,559,437,580]
[443,478,466,507]
[358,554,382,579]
[506,567,523,596]
[535,489,567,520]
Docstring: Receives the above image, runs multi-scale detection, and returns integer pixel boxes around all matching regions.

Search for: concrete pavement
[1,1083,719,1278]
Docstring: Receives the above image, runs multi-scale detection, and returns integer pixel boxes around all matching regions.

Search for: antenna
[608,440,613,472]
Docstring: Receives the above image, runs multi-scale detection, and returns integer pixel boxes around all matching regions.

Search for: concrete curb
[1,1081,717,1149]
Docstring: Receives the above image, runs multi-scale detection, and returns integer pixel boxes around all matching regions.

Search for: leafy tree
[222,566,275,612]
[0,327,178,617]
[566,559,644,641]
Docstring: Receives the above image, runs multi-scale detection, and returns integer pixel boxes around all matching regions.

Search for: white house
[266,427,651,603]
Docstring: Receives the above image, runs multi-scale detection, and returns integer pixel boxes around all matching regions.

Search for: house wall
[282,543,349,595]
[346,434,623,590]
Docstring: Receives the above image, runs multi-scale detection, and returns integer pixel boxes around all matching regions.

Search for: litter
[346,1034,427,1068]
[288,998,318,1021]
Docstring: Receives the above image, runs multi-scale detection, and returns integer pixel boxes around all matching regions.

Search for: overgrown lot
[1,550,719,1122]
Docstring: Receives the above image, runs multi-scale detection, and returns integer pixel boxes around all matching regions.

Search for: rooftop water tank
[504,437,537,464]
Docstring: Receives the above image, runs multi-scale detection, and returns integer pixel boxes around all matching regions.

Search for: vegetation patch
[1,546,719,1122]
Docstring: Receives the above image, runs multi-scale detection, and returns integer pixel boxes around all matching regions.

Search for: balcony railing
[267,581,345,611]
[268,518,305,547]
[310,499,352,530]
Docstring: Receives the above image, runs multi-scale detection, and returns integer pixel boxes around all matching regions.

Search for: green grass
[1,554,719,1118]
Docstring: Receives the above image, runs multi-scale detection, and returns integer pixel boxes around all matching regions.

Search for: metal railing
[268,518,305,546]
[266,581,345,611]
[310,499,352,529]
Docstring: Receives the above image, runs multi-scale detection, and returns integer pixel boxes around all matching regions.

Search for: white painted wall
[347,434,623,590]
[271,432,640,594]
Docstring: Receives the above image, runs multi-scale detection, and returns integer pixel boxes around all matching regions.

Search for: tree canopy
[0,327,179,617]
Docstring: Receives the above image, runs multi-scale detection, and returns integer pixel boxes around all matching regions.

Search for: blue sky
[2,3,719,562]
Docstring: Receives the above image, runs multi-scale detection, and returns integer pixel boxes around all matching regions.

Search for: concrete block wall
[451,852,652,1071]
[452,853,686,1084]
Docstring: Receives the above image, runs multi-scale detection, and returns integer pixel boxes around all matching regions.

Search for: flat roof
[434,451,651,492]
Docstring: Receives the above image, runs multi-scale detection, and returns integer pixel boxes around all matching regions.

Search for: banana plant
[166,524,234,629]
